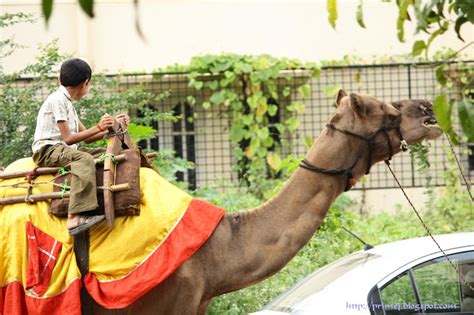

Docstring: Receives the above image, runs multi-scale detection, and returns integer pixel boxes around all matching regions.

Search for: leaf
[356,0,366,28]
[285,116,300,131]
[290,101,305,113]
[454,16,467,41]
[186,95,196,105]
[210,91,225,105]
[230,126,245,142]
[396,0,410,42]
[42,0,53,22]
[256,102,268,116]
[244,145,255,158]
[457,99,474,142]
[327,0,338,28]
[241,114,253,126]
[298,84,311,98]
[433,94,451,132]
[128,123,156,142]
[323,84,341,98]
[79,0,94,18]
[202,101,211,110]
[268,104,278,117]
[208,80,218,90]
[435,65,447,86]
[411,40,426,56]
[304,135,314,149]
[426,21,449,52]
[311,67,322,78]
[247,93,262,109]
[433,94,461,144]
[193,81,204,90]
[267,152,282,171]
[257,127,270,140]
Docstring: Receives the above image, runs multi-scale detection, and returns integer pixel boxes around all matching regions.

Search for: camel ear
[335,89,348,107]
[349,93,369,117]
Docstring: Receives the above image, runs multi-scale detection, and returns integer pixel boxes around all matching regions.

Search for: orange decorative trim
[1,279,81,315]
[84,199,225,309]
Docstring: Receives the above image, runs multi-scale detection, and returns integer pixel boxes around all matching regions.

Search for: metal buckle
[400,139,408,151]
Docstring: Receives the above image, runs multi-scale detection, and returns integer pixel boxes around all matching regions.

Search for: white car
[253,232,474,315]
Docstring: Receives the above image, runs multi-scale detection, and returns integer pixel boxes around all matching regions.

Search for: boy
[32,58,129,236]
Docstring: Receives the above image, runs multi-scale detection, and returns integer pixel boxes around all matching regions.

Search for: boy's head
[60,58,92,100]
[60,58,91,87]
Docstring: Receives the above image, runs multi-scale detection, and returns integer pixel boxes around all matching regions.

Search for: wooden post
[102,132,122,227]
[0,183,130,206]
[0,153,157,181]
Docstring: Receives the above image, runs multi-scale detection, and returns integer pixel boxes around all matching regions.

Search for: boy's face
[76,80,90,100]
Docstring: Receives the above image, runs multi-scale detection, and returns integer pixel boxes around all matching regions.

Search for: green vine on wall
[185,54,320,192]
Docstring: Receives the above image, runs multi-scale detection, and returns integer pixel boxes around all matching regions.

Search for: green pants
[33,144,105,214]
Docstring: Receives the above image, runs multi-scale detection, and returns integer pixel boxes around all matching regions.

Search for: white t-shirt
[32,86,80,153]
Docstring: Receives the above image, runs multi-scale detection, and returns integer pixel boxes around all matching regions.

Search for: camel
[91,90,442,314]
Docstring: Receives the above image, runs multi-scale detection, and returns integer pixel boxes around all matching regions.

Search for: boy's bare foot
[67,214,105,236]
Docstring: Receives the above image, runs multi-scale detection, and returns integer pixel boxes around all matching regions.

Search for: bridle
[299,104,408,191]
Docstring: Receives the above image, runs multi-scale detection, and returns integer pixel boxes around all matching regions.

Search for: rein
[386,160,474,292]
[299,108,408,191]
[298,104,474,292]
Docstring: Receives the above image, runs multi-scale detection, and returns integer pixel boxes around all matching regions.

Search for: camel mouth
[420,116,443,139]
[423,116,437,125]
[422,116,441,130]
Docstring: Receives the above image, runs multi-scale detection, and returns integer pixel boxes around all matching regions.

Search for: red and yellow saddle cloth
[0,158,225,314]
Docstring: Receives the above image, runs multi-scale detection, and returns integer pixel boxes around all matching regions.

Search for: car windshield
[265,251,380,312]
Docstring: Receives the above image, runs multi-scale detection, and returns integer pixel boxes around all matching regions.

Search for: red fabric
[0,280,81,315]
[84,198,225,309]
[25,222,63,296]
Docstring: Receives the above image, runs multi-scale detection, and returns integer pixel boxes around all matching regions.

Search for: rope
[385,160,474,292]
[59,167,70,176]
[97,153,117,164]
[60,179,70,199]
[445,134,473,201]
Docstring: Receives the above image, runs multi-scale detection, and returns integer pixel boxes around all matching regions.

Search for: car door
[368,250,474,315]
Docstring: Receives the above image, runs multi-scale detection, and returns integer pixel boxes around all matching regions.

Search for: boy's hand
[99,114,114,131]
[116,113,130,127]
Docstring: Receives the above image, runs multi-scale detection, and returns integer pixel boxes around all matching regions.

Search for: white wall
[1,0,472,74]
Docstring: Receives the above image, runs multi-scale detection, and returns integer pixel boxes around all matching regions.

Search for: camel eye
[388,114,400,125]
[420,105,428,115]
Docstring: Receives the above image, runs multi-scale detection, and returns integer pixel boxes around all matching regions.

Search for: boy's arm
[78,120,108,143]
[58,114,114,145]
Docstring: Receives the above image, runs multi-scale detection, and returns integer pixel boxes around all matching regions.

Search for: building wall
[1,0,472,74]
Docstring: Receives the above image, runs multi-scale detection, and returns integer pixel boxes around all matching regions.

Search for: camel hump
[3,157,36,172]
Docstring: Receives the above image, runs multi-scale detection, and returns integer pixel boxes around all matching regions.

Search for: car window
[376,250,474,315]
[380,272,417,311]
[265,251,379,312]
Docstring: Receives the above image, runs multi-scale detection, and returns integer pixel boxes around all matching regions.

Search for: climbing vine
[433,59,473,144]
[185,54,320,194]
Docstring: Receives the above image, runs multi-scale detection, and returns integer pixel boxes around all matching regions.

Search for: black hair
[59,58,92,87]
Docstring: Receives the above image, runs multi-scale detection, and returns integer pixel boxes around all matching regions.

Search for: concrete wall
[1,0,472,74]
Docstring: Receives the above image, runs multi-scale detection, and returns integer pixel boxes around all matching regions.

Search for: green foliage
[327,0,338,28]
[203,148,472,314]
[185,53,320,197]
[0,32,67,165]
[0,13,176,168]
[433,61,473,144]
[328,0,473,56]
[151,149,195,185]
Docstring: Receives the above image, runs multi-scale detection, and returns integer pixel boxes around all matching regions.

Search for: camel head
[332,89,442,160]
[304,89,443,190]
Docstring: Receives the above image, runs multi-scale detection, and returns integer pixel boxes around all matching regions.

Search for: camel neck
[207,132,360,296]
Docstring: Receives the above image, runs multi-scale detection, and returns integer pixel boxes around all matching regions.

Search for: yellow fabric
[0,158,192,296]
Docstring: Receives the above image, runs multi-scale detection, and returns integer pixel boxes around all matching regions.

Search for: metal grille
[10,61,473,190]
